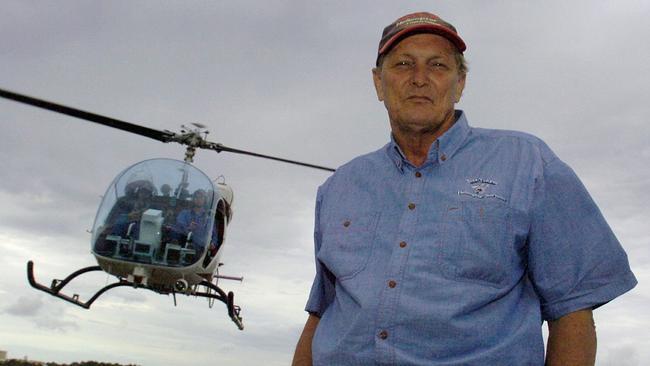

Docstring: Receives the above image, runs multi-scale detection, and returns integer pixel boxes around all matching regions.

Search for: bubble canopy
[92,158,220,267]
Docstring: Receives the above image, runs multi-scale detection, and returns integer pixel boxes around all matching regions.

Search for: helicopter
[0,87,335,330]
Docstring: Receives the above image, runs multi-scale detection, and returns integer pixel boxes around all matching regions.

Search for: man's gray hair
[454,52,468,76]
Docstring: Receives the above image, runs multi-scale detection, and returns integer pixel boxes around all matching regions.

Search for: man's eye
[431,62,447,69]
[395,61,411,67]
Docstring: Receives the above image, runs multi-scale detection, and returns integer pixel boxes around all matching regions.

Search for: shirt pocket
[318,212,380,280]
[439,201,514,288]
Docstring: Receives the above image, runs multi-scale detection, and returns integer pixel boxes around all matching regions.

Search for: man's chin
[392,116,452,136]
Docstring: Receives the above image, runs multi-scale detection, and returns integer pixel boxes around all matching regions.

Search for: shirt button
[440,154,447,161]
[343,220,351,227]
[408,203,416,210]
[378,330,388,340]
[388,280,397,288]
[399,241,407,248]
[415,171,422,178]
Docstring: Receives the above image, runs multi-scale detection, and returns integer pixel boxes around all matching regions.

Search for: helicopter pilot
[175,189,219,257]
[110,180,156,238]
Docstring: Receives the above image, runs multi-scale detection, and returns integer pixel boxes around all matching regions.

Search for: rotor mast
[174,123,209,164]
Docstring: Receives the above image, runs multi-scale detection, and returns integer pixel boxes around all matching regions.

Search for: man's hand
[546,308,596,366]
[127,210,143,221]
[292,314,320,366]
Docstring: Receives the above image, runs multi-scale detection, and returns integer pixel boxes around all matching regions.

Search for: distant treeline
[1,361,139,366]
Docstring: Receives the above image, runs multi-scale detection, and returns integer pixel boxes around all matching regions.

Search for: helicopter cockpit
[92,158,220,267]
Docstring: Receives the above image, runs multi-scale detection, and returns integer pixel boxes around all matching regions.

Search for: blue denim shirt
[175,208,216,249]
[306,111,637,365]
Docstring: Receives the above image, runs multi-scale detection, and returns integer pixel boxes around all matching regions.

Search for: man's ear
[372,67,384,102]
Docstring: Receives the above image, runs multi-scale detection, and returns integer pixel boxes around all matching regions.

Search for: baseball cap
[377,12,466,65]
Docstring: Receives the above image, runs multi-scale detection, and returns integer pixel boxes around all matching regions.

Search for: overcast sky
[1,1,648,365]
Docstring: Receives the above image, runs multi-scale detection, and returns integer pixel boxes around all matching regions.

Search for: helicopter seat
[164,243,196,266]
[164,244,181,265]
[99,230,135,258]
[180,248,196,265]
[97,234,121,257]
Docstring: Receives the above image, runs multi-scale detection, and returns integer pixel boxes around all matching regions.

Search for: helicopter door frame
[201,198,227,268]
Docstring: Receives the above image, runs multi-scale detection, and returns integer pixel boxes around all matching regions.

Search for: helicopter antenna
[0,88,335,172]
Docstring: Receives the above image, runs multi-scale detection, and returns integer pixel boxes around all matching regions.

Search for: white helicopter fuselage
[90,159,235,293]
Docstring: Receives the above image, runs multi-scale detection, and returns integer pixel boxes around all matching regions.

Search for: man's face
[193,192,206,207]
[372,33,466,137]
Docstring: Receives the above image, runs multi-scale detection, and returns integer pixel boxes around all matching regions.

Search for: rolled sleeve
[305,186,336,317]
[527,157,637,321]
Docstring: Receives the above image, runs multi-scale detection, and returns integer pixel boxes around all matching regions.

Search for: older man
[292,12,636,366]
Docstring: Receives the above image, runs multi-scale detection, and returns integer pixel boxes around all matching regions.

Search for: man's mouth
[406,95,432,102]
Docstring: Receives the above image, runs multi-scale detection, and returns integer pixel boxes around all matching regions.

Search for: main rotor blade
[210,143,336,172]
[0,88,173,142]
[1,87,336,172]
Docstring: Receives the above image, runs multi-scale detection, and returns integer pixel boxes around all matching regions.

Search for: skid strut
[197,280,243,330]
[26,260,243,330]
[27,260,135,308]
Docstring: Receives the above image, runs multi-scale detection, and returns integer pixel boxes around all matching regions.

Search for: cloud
[34,312,79,333]
[4,295,79,332]
[5,295,44,317]
[599,345,641,366]
[106,289,148,304]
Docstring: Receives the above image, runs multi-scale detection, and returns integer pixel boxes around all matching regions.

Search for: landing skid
[26,260,243,330]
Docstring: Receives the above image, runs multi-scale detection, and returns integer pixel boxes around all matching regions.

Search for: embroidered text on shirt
[458,178,507,202]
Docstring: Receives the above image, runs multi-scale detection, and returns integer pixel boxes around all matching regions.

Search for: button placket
[375,167,424,359]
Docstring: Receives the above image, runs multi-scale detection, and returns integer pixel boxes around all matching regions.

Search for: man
[292,12,636,365]
[175,189,218,255]
[110,179,156,238]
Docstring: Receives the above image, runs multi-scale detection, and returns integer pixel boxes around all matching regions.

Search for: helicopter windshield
[91,158,219,267]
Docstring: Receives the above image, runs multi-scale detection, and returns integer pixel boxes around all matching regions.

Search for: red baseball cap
[377,12,466,65]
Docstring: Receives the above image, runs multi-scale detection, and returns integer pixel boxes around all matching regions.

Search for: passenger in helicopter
[174,182,191,201]
[110,180,155,238]
[174,189,218,256]
[157,183,176,224]
[160,183,172,197]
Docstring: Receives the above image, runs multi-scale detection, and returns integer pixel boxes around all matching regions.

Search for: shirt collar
[385,110,471,173]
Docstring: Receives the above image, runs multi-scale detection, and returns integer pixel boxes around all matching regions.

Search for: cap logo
[395,17,442,29]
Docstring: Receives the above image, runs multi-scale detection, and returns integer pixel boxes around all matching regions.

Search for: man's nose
[410,64,429,87]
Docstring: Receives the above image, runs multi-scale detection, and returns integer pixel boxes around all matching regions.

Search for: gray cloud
[4,295,44,317]
[34,313,79,333]
[4,295,79,332]
[599,345,641,366]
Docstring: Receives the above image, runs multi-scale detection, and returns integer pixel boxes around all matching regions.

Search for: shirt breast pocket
[439,201,514,287]
[318,212,379,281]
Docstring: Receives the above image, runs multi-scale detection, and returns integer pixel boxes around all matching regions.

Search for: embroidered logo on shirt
[458,178,507,202]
